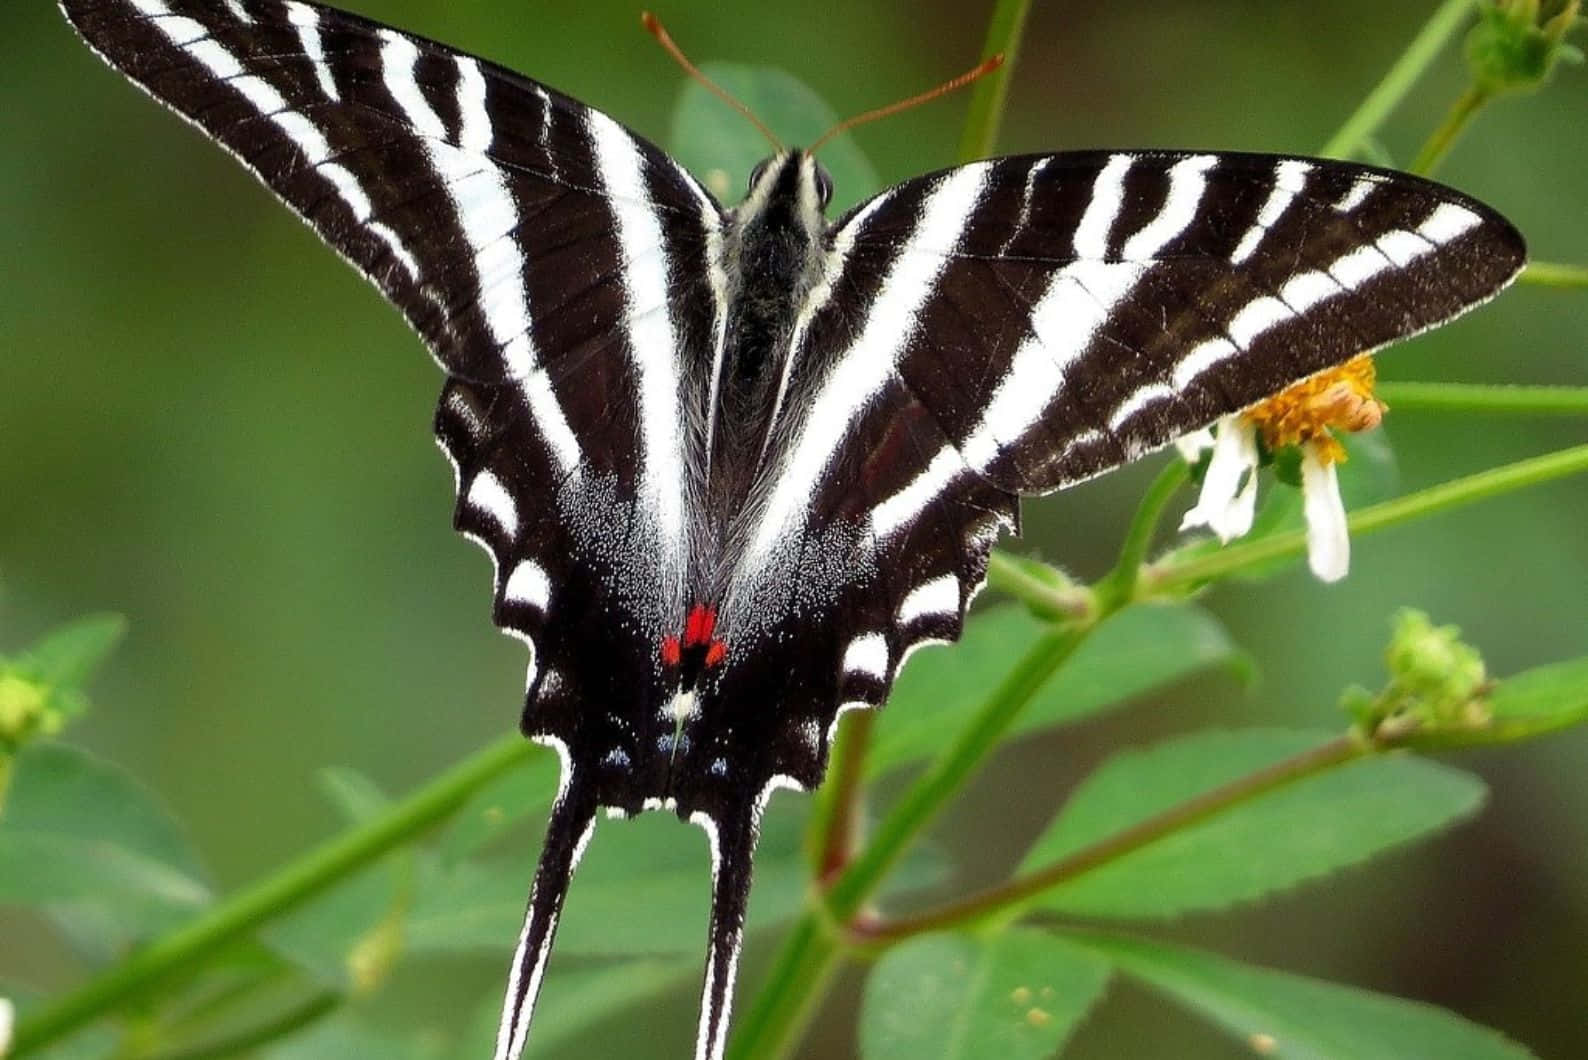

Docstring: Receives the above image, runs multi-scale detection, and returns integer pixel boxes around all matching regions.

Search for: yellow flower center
[1242,354,1386,464]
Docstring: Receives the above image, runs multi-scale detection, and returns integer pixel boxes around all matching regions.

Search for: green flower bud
[0,671,62,751]
[1466,0,1584,96]
[1385,609,1488,726]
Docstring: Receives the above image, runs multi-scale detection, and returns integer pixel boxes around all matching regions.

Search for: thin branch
[1320,0,1478,158]
[10,735,539,1057]
[814,710,875,884]
[1519,261,1588,289]
[1098,460,1188,608]
[956,0,1036,162]
[852,736,1361,942]
[1147,443,1588,590]
[1377,381,1588,415]
[1410,85,1493,174]
[141,993,342,1060]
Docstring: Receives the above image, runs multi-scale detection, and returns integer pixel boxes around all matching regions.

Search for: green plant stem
[1519,261,1588,288]
[854,736,1362,942]
[826,626,1085,915]
[1149,442,1588,590]
[985,551,1093,620]
[956,0,1035,163]
[1320,0,1478,158]
[10,734,539,1057]
[731,626,1088,1059]
[142,993,341,1060]
[1410,84,1493,174]
[1378,381,1588,415]
[726,912,844,1060]
[813,709,874,882]
[1098,461,1188,607]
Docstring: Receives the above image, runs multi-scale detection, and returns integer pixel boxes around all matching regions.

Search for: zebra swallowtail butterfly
[60,1,1525,1056]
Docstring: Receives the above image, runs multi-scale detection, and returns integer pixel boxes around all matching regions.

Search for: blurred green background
[3,0,1585,1056]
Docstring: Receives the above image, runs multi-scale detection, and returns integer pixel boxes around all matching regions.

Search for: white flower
[1175,421,1354,582]
[1175,355,1386,583]
[1301,443,1350,582]
[1,996,13,1057]
[1178,415,1260,543]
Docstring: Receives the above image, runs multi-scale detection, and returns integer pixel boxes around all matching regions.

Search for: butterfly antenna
[691,803,763,1060]
[492,764,598,1060]
[643,12,783,151]
[808,54,1004,154]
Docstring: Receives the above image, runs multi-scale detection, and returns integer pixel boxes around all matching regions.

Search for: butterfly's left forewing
[60,2,732,1056]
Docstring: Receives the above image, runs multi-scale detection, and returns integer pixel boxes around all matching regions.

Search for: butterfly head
[738,150,835,246]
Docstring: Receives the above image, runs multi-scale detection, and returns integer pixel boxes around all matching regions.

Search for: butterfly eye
[814,164,834,208]
[747,159,772,193]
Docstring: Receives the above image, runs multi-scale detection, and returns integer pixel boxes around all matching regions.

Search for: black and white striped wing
[714,149,1524,793]
[61,3,727,1056]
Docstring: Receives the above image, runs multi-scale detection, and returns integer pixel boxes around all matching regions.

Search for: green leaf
[317,766,392,824]
[1022,729,1486,918]
[859,929,1110,1060]
[12,614,127,692]
[437,753,559,863]
[667,63,880,214]
[868,603,1249,778]
[260,1017,437,1060]
[1487,655,1588,734]
[456,958,697,1057]
[1402,654,1588,750]
[0,743,210,934]
[1062,931,1535,1059]
[265,771,411,989]
[261,862,399,989]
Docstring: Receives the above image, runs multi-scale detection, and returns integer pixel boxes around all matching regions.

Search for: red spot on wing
[660,635,682,667]
[685,604,717,647]
[704,640,727,668]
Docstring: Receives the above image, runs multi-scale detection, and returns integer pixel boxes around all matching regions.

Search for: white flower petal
[1173,426,1216,463]
[1179,416,1260,542]
[1302,445,1350,582]
[1,996,12,1057]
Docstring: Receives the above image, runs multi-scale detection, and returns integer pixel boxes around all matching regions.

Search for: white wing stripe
[1172,336,1239,390]
[585,111,688,567]
[1109,381,1176,431]
[1333,176,1376,213]
[380,39,581,473]
[285,1,339,101]
[748,165,992,563]
[1169,201,1481,391]
[1121,154,1217,260]
[129,0,419,279]
[1072,154,1133,259]
[1420,201,1482,244]
[871,446,963,542]
[961,261,1148,471]
[1229,159,1311,264]
[1228,296,1294,349]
